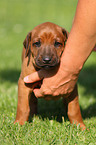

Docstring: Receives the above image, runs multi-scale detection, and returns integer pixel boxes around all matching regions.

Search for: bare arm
[61,0,96,72]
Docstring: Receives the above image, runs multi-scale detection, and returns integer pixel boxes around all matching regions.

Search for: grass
[0,0,96,144]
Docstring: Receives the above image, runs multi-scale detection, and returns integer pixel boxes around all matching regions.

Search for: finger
[24,70,44,83]
[33,88,44,98]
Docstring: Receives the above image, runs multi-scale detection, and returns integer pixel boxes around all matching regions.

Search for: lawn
[0,0,96,144]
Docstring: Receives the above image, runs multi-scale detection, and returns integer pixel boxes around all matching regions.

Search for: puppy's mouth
[35,58,60,70]
[40,64,59,69]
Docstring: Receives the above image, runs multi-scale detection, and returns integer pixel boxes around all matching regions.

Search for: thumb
[24,70,44,83]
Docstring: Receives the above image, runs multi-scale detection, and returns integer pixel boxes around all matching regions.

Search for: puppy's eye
[33,41,41,47]
[54,41,62,47]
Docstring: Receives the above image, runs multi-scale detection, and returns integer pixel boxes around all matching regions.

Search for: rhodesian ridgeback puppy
[14,22,85,129]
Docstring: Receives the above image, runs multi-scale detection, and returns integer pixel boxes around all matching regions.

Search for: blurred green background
[0,0,96,144]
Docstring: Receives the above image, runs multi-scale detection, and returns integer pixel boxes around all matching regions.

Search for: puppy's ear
[23,32,32,57]
[62,28,69,41]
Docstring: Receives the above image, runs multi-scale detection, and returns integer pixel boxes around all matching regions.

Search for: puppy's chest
[21,56,36,79]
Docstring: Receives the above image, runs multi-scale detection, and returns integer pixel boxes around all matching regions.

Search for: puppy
[14,22,85,129]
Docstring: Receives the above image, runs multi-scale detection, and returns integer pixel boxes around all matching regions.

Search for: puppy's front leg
[14,77,37,125]
[67,85,85,129]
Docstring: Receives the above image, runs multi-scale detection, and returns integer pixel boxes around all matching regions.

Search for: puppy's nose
[43,56,51,64]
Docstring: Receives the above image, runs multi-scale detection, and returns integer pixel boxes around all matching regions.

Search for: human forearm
[61,0,96,72]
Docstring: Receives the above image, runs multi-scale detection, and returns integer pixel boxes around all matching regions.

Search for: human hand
[24,64,79,100]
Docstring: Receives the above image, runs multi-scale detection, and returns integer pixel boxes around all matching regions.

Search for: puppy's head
[23,22,68,69]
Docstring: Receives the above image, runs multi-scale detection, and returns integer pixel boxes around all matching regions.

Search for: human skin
[24,0,96,98]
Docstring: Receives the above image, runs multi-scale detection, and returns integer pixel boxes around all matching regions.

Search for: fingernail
[24,76,28,82]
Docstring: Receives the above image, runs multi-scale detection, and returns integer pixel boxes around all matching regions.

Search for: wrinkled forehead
[32,24,63,41]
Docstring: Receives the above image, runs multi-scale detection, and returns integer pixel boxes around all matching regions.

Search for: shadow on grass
[78,64,96,119]
[37,98,68,123]
[78,64,96,99]
[0,68,20,83]
[81,102,96,119]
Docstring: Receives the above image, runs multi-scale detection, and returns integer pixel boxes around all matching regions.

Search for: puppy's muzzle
[35,54,59,69]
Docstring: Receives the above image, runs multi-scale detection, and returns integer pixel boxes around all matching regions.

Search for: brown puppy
[14,22,85,129]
